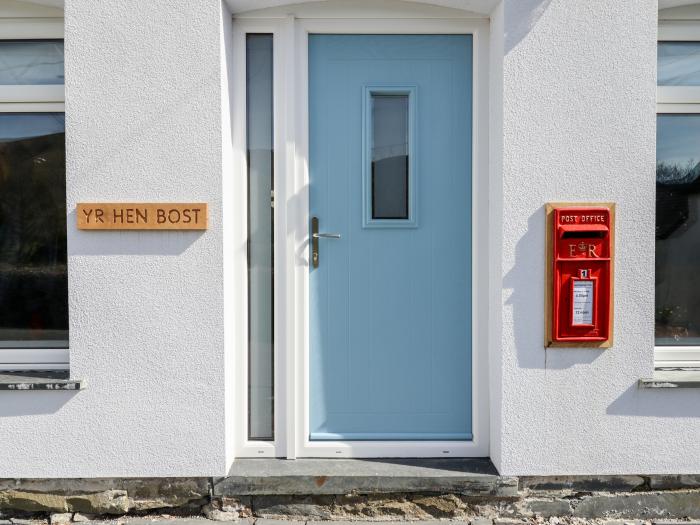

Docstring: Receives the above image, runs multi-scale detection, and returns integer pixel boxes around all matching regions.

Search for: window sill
[0,371,83,391]
[638,369,700,389]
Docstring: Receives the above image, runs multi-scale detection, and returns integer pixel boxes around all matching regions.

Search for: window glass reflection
[0,113,68,348]
[0,41,64,85]
[656,114,700,344]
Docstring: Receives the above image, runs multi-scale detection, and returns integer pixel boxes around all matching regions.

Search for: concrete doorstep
[217,459,515,497]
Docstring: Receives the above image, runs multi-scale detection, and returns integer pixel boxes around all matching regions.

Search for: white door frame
[231,10,490,459]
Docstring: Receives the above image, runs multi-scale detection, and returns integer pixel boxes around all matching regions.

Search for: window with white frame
[0,17,67,370]
[656,14,700,366]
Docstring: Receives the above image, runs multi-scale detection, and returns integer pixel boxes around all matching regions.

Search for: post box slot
[560,230,606,239]
[558,223,607,233]
[558,224,608,240]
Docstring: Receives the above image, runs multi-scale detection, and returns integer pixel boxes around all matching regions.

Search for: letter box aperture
[546,203,614,347]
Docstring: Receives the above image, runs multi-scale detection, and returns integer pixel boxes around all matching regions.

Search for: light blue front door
[309,35,473,441]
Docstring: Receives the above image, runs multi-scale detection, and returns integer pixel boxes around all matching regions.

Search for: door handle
[311,216,341,269]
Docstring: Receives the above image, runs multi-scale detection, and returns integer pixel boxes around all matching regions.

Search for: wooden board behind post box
[545,202,615,348]
[77,203,208,230]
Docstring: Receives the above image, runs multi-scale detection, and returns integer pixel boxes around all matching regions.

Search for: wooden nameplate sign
[77,203,208,230]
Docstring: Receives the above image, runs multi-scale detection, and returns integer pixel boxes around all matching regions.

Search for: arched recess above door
[227,0,496,17]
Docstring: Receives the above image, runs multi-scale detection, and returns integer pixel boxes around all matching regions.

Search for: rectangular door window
[371,94,409,219]
[363,87,416,227]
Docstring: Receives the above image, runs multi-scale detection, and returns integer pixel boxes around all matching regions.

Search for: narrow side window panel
[246,34,274,441]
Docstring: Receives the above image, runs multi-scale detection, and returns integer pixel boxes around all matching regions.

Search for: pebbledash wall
[0,0,698,478]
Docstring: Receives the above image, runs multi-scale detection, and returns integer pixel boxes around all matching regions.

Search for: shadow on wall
[504,206,605,370]
[607,382,700,417]
[0,392,79,417]
[504,0,554,54]
[67,209,205,256]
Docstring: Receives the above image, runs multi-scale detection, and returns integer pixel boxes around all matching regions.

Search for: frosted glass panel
[247,34,274,440]
[371,95,409,219]
[658,42,700,86]
[0,41,64,85]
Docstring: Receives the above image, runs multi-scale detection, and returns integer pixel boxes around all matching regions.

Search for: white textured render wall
[0,0,229,477]
[496,0,700,475]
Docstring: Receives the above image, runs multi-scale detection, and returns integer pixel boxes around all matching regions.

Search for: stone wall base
[0,476,699,522]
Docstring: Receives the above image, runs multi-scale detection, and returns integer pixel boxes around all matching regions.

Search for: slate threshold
[0,370,83,391]
[216,458,517,497]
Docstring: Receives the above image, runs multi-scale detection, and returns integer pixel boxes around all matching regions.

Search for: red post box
[546,203,615,347]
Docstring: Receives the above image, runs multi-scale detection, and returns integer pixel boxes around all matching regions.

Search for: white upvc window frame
[0,17,67,371]
[229,6,490,459]
[655,19,700,367]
